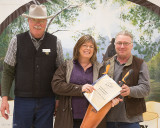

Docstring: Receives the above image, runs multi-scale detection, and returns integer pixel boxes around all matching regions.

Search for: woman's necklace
[81,62,91,69]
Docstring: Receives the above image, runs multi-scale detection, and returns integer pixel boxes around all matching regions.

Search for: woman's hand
[82,84,95,93]
[111,97,123,107]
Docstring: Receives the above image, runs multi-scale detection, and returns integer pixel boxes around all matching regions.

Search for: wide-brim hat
[22,4,53,19]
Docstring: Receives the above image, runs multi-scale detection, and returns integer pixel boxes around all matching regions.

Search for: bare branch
[46,4,83,32]
[51,28,90,34]
[51,29,70,34]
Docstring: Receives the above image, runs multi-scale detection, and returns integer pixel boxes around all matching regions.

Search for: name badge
[42,49,51,55]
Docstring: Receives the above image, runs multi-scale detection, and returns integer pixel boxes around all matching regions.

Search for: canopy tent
[0,0,160,35]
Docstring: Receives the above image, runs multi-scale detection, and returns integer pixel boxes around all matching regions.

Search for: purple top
[70,60,93,119]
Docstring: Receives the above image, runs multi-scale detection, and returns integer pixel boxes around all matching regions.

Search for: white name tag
[42,49,51,55]
[42,49,51,52]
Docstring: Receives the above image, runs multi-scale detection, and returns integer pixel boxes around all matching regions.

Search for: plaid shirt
[4,31,64,67]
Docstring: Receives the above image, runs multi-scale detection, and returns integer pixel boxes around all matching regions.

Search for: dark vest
[100,56,146,117]
[15,31,57,97]
[122,56,146,117]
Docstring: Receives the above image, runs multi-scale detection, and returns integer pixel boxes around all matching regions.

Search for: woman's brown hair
[73,35,97,63]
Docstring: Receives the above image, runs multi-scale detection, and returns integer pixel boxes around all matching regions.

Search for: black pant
[73,119,83,128]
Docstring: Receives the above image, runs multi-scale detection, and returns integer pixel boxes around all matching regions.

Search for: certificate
[83,74,122,111]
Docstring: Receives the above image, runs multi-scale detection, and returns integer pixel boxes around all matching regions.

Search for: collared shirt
[70,60,93,119]
[4,31,64,67]
[113,56,125,83]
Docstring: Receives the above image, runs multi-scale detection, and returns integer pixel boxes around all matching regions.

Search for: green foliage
[96,35,107,53]
[0,14,28,59]
[112,0,127,6]
[146,53,160,102]
[146,79,160,102]
[45,0,96,29]
[64,52,71,60]
[0,28,12,84]
[121,4,160,61]
[133,39,160,61]
[0,15,27,74]
[0,30,10,58]
[122,5,160,34]
[44,1,79,28]
[148,52,160,81]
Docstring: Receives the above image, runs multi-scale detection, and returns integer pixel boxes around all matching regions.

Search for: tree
[148,52,160,81]
[119,0,160,61]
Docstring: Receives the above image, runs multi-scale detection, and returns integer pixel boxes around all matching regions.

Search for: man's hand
[120,84,130,97]
[0,96,10,120]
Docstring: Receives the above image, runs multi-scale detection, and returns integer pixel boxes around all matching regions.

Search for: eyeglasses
[29,19,46,24]
[82,44,94,49]
[115,42,131,46]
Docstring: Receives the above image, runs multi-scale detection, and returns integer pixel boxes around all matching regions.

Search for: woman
[52,35,119,128]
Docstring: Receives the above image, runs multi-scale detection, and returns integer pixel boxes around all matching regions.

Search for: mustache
[34,26,42,29]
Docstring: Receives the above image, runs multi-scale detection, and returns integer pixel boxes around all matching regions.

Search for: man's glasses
[115,42,131,46]
[82,44,94,49]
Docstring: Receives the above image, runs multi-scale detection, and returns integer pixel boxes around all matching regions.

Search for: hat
[22,4,53,19]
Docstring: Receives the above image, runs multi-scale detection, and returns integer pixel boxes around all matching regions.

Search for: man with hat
[0,4,64,128]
